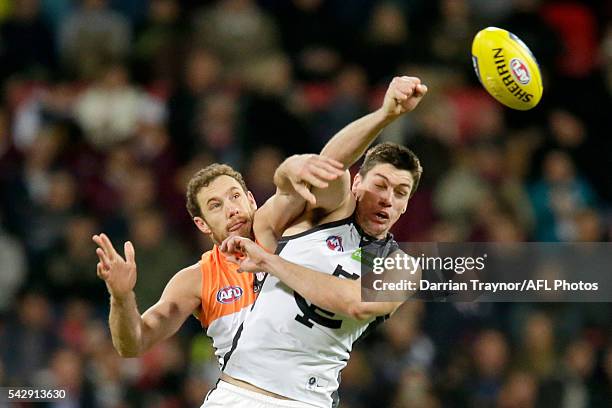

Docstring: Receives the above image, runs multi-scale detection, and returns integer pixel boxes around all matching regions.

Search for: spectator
[193,0,281,80]
[469,330,509,406]
[1,292,58,386]
[46,215,105,302]
[529,150,597,241]
[240,53,311,156]
[516,312,557,379]
[268,0,342,81]
[58,0,131,80]
[167,48,222,162]
[129,207,190,309]
[35,348,97,406]
[74,63,156,150]
[498,371,538,408]
[132,0,184,85]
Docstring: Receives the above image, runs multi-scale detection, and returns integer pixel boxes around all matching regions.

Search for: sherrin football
[471,27,543,110]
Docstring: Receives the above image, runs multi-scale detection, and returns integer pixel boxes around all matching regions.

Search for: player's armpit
[138,264,202,353]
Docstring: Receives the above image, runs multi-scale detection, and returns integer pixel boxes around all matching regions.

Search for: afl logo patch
[326,236,344,252]
[509,58,530,84]
[216,286,243,304]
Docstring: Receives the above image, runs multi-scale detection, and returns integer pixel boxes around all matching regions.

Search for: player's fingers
[414,84,428,97]
[393,88,409,101]
[124,241,136,264]
[220,237,229,253]
[294,182,317,205]
[226,254,241,265]
[96,248,112,268]
[313,160,344,177]
[221,236,235,253]
[310,162,343,180]
[317,156,344,170]
[97,262,109,280]
[226,237,244,256]
[302,172,329,189]
[400,76,421,85]
[99,233,120,260]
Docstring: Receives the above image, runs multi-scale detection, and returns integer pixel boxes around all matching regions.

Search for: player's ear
[194,216,212,235]
[351,173,363,195]
[247,191,258,210]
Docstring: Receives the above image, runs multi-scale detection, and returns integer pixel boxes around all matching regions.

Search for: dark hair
[359,142,423,197]
[186,163,247,219]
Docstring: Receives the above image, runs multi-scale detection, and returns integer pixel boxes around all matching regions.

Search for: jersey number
[294,265,359,329]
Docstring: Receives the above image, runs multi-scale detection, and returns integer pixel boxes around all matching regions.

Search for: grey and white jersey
[223,215,397,408]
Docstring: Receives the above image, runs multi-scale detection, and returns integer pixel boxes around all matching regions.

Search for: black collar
[350,213,394,248]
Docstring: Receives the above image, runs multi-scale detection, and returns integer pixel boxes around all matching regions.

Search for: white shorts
[201,380,318,408]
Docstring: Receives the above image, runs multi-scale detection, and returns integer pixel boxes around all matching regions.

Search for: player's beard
[212,219,253,245]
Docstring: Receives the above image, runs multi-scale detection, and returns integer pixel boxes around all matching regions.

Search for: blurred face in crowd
[352,163,413,239]
[194,175,257,244]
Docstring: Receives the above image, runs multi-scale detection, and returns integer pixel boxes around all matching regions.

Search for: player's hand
[220,236,269,273]
[381,76,428,119]
[93,233,137,301]
[283,154,344,205]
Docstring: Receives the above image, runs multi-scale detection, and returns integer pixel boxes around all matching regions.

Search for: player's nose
[226,204,240,218]
[378,189,393,206]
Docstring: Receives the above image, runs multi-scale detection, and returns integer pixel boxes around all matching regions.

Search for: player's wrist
[375,107,398,126]
[111,291,135,305]
[261,254,283,277]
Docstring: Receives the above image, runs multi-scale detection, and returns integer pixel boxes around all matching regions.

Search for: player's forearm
[262,254,379,320]
[320,108,394,168]
[109,291,145,357]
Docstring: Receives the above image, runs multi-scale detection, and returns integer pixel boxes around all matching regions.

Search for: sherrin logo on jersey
[326,236,344,252]
[471,27,543,110]
[216,286,243,304]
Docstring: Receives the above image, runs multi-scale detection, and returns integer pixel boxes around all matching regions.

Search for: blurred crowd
[0,0,611,407]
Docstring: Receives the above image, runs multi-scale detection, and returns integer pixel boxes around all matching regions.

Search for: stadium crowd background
[0,0,611,406]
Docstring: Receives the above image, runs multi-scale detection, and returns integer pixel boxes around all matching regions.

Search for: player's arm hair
[109,265,201,357]
[261,249,418,321]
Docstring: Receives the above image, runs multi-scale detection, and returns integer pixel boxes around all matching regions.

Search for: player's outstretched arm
[221,236,418,320]
[298,76,428,214]
[321,76,427,169]
[93,233,200,357]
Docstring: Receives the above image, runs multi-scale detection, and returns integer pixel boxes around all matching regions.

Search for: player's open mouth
[374,212,389,222]
[228,221,246,232]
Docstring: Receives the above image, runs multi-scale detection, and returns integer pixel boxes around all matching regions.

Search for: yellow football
[471,27,543,110]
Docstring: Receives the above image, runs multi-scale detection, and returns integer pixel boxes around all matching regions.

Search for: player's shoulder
[174,262,202,286]
[199,246,231,271]
[159,261,202,304]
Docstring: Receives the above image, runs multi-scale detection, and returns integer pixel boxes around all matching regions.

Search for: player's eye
[233,192,241,199]
[375,184,386,190]
[209,202,221,210]
[396,190,408,197]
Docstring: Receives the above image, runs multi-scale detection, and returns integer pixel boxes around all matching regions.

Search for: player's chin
[228,221,252,239]
[364,220,388,239]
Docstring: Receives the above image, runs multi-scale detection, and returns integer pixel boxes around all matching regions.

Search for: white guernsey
[222,216,398,408]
